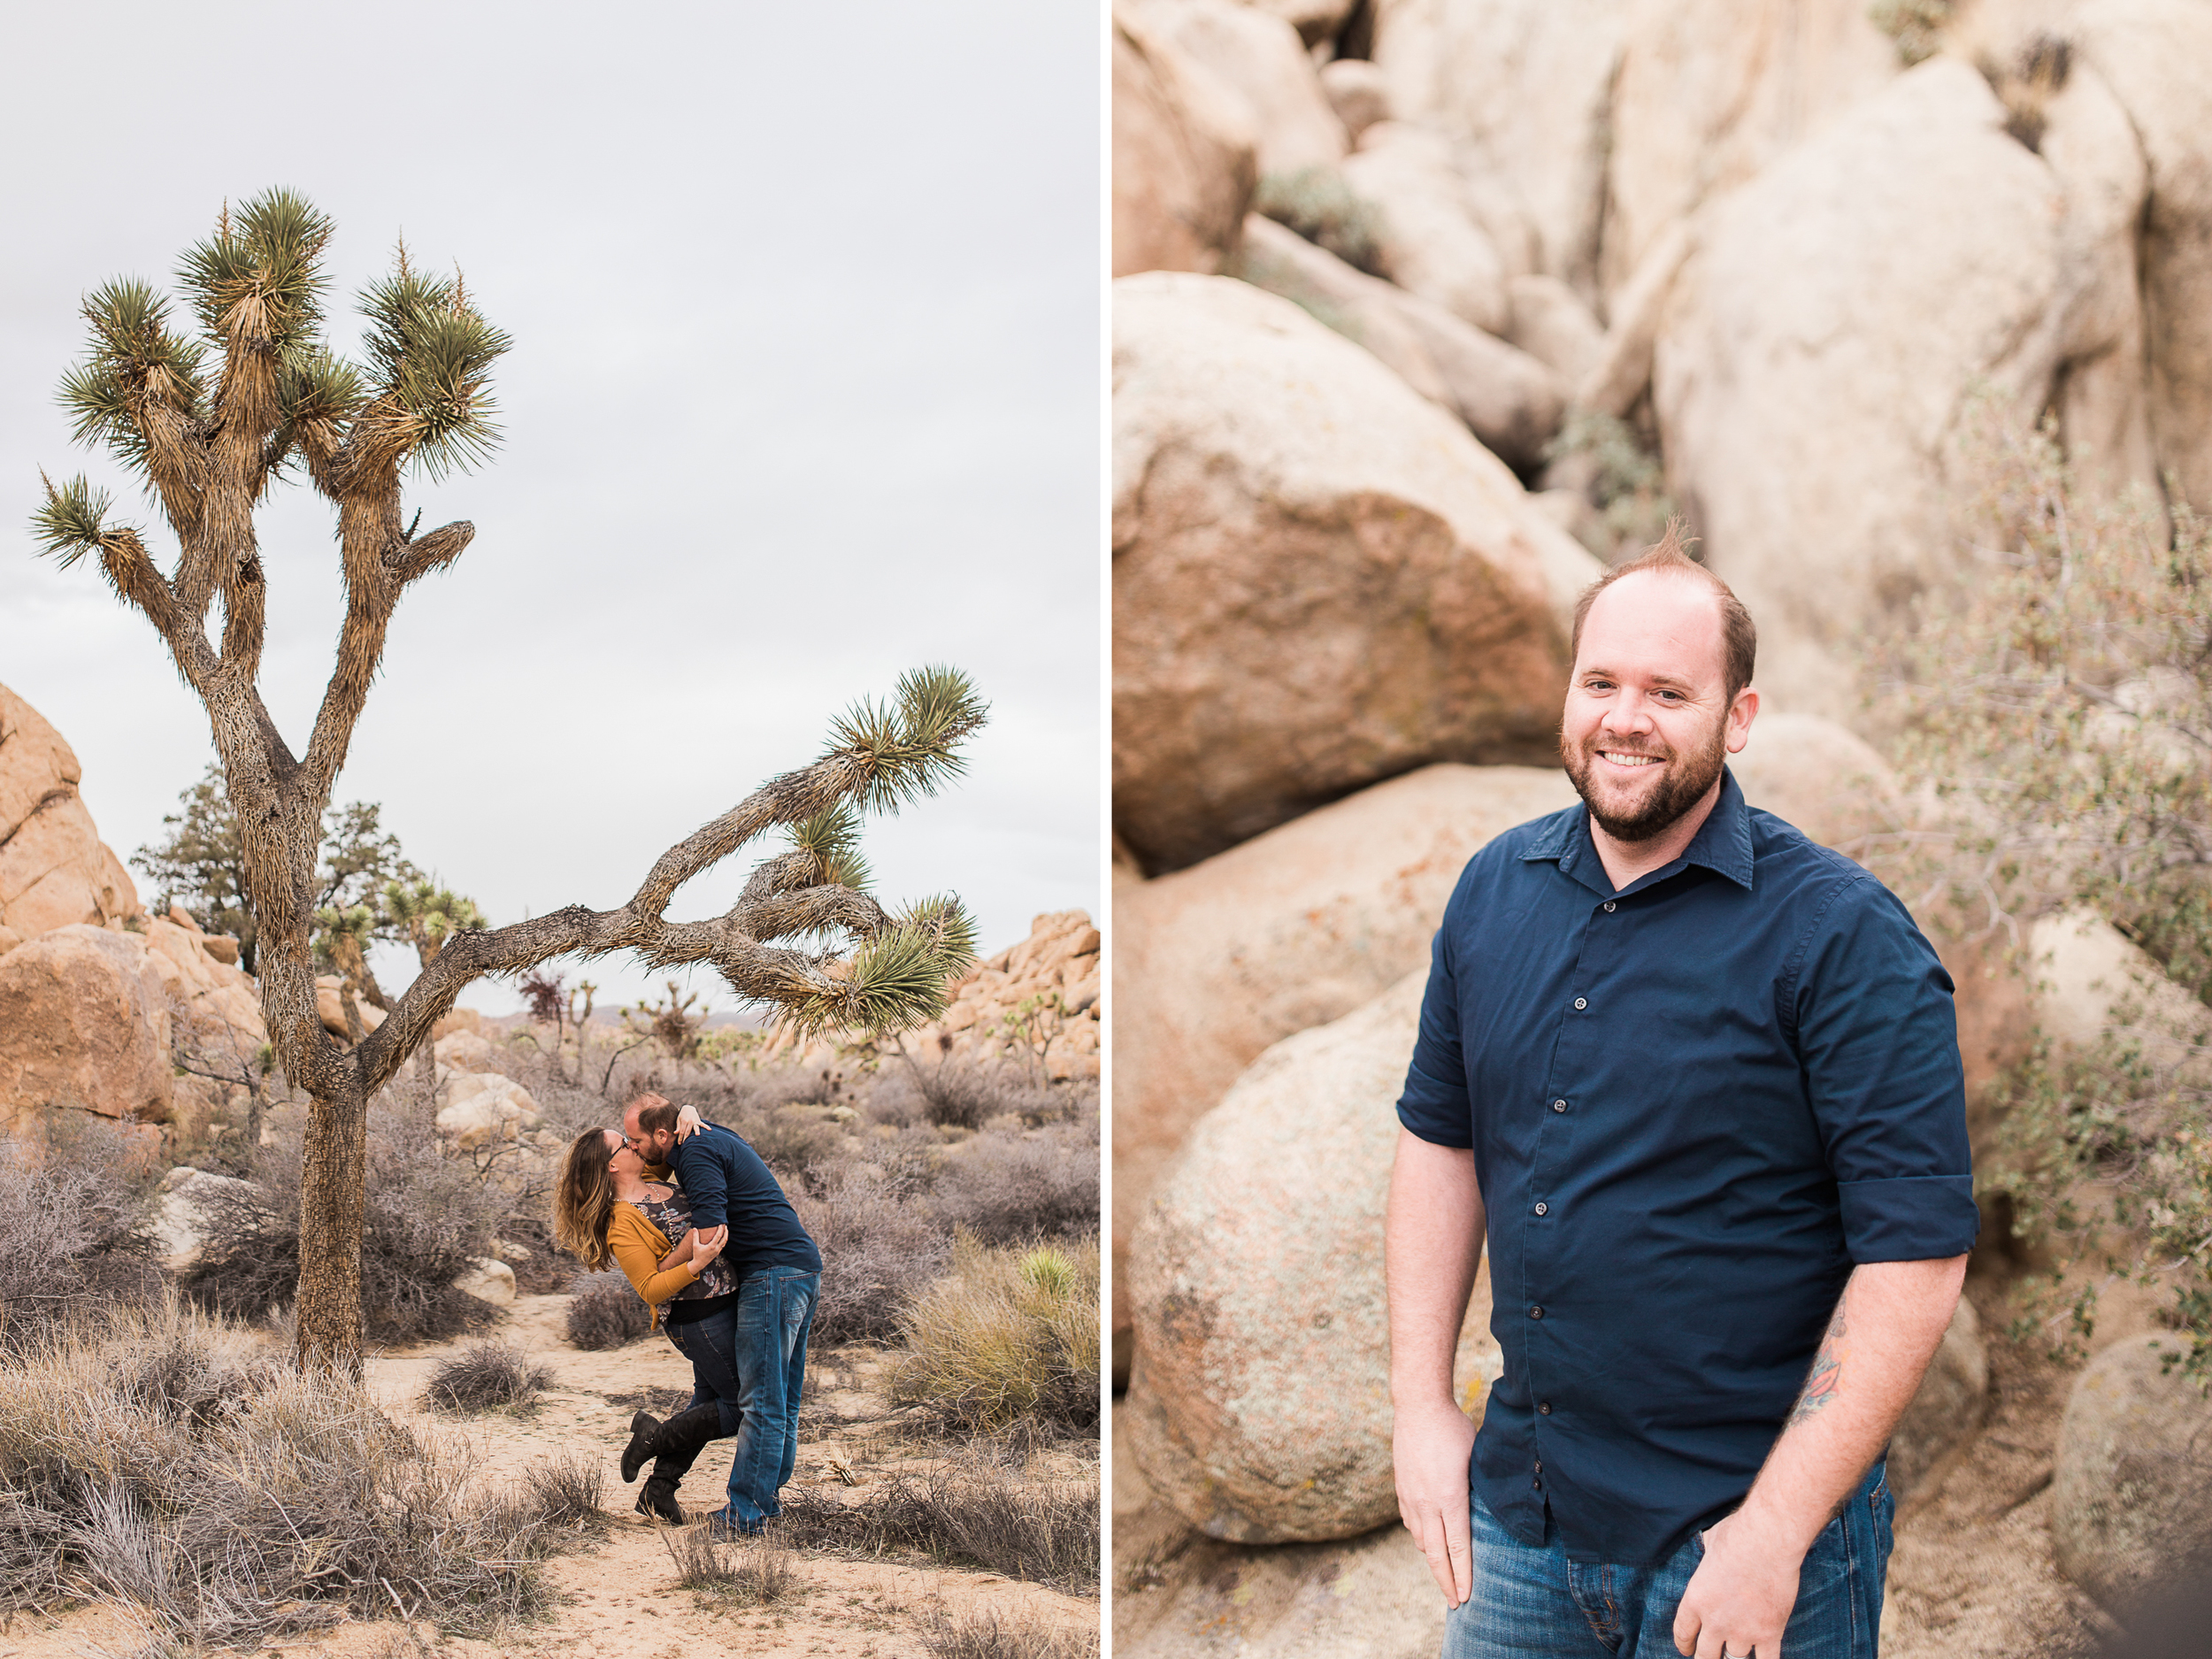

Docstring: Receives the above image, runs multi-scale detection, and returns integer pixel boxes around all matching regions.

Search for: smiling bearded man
[1386,523,1976,1659]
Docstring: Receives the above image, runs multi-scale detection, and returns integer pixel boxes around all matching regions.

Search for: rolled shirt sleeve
[1399,914,1474,1148]
[1786,876,1979,1262]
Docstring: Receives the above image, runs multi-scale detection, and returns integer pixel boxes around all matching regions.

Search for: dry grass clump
[182,1104,509,1342]
[425,1340,552,1414]
[917,1602,1100,1659]
[893,1235,1100,1436]
[777,1454,1099,1592]
[565,1270,652,1350]
[0,1296,590,1645]
[0,1125,165,1351]
[663,1522,803,1606]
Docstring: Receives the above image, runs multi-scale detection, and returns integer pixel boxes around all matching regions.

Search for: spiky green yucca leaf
[30,474,115,567]
[823,665,989,815]
[57,280,208,477]
[780,920,969,1037]
[178,188,334,352]
[893,893,979,973]
[357,261,511,479]
[785,805,872,894]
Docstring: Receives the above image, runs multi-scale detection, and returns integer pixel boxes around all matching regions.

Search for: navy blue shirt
[671,1122,822,1274]
[1396,769,1977,1563]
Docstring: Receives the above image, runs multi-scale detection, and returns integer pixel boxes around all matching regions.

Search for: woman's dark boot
[621,1403,726,1483]
[635,1474,685,1524]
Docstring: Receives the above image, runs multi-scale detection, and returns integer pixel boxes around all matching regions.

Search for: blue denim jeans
[663,1267,818,1530]
[1442,1463,1893,1658]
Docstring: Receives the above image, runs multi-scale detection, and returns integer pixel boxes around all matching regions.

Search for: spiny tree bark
[31,191,987,1375]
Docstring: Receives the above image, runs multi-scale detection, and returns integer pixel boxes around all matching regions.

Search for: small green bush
[892,1233,1100,1435]
[1252,167,1385,274]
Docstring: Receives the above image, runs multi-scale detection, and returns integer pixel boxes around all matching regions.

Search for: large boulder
[1232,215,1569,467]
[1655,58,2145,719]
[2051,1336,2212,1609]
[1112,764,1575,1362]
[435,1072,542,1152]
[2070,0,2212,506]
[1729,711,1899,855]
[1129,972,1502,1542]
[0,925,174,1133]
[0,683,141,941]
[1146,0,1346,176]
[152,1165,264,1267]
[1113,0,1258,278]
[1600,0,1897,306]
[1886,1295,1989,1499]
[1113,273,1601,872]
[1369,0,1630,295]
[1339,122,1515,335]
[1237,0,1358,46]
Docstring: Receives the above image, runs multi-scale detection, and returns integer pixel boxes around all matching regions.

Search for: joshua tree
[31,191,987,1372]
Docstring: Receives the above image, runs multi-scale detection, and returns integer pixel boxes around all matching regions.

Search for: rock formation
[0,682,141,942]
[1113,273,1599,872]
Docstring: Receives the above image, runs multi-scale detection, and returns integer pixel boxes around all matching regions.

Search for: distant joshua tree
[31,191,987,1373]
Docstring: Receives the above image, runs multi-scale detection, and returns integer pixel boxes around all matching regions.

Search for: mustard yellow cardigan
[606,1199,699,1329]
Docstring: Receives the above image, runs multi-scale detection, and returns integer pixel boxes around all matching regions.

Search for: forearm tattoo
[1787,1298,1848,1425]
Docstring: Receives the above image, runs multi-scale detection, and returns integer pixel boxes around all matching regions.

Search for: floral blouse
[634,1185,740,1302]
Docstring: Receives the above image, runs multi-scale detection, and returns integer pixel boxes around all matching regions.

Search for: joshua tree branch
[388,521,473,586]
[628,758,871,918]
[734,885,891,945]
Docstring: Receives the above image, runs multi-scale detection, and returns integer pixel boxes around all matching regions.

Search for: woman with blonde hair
[553,1125,739,1523]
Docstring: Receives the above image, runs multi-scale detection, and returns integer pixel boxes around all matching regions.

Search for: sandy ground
[4,1293,1099,1659]
[1113,1269,2118,1658]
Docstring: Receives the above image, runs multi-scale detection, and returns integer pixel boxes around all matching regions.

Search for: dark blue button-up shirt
[1396,769,1977,1564]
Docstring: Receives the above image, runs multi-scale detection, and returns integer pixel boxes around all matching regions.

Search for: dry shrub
[0,1126,164,1350]
[0,1295,587,1644]
[894,1234,1100,1436]
[425,1340,551,1414]
[917,1602,1100,1659]
[776,1454,1098,1592]
[565,1270,651,1350]
[663,1522,802,1605]
[933,1118,1098,1247]
[181,1104,510,1342]
[791,1165,950,1346]
[515,1450,606,1531]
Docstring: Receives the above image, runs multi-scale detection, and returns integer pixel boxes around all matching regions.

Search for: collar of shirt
[1520,766,1756,899]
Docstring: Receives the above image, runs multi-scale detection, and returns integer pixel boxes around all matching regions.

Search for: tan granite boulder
[1113,273,1600,872]
[2052,1336,2212,1609]
[1127,972,1502,1542]
[0,682,141,940]
[1147,0,1346,176]
[1112,763,1575,1365]
[0,924,173,1133]
[1113,0,1258,278]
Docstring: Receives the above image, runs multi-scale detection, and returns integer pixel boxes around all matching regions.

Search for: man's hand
[675,1102,703,1142]
[1394,1397,1478,1607]
[1672,1509,1801,1659]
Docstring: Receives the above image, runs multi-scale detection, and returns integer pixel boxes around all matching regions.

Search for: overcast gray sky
[0,1,1101,1015]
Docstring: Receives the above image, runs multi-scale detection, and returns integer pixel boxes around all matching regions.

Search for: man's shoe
[634,1476,684,1525]
[701,1506,766,1540]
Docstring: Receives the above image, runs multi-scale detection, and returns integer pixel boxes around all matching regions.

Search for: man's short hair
[634,1100,680,1137]
[1570,519,1757,702]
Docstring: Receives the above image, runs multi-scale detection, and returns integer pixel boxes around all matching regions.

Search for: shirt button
[1573,997,1587,1010]
[1533,1477,1543,1490]
[1540,1401,1553,1415]
[1603,901,1617,912]
[1534,1202,1548,1216]
[1552,1099,1568,1113]
[1529,1305,1544,1319]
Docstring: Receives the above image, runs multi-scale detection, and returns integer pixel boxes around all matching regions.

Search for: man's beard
[1560,715,1729,843]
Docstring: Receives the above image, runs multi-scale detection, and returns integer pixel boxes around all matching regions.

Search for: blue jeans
[1442,1463,1893,1658]
[663,1267,818,1529]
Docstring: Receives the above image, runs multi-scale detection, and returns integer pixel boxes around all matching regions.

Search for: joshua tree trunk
[32,193,986,1374]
